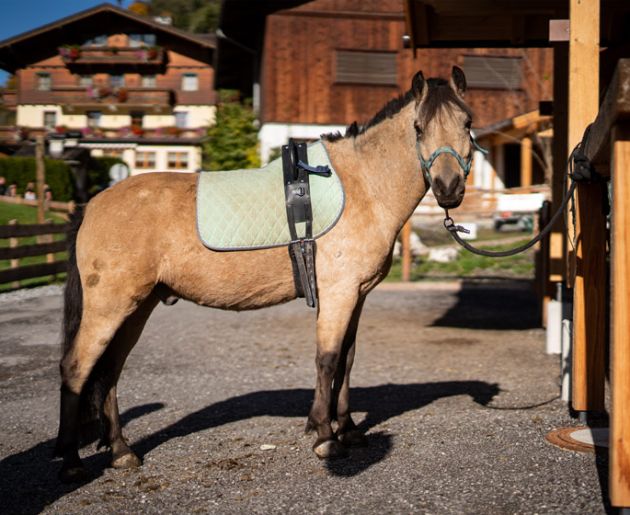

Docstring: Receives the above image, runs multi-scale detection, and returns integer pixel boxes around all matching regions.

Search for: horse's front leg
[307,290,360,459]
[333,297,367,447]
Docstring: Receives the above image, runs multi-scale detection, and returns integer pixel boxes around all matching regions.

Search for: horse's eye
[414,122,423,137]
[465,120,472,131]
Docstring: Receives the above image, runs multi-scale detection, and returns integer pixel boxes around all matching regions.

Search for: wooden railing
[0,195,75,214]
[0,220,69,287]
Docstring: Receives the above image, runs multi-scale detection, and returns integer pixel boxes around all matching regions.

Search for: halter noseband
[418,135,489,185]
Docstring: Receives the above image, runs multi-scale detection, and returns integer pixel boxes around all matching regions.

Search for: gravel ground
[0,280,608,514]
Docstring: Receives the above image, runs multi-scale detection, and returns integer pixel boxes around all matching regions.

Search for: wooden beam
[568,0,605,414]
[401,220,412,282]
[549,44,568,284]
[520,136,533,187]
[611,124,630,508]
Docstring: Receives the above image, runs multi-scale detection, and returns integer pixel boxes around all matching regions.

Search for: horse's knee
[316,351,339,376]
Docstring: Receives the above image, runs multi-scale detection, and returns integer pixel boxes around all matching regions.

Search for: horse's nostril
[434,175,461,197]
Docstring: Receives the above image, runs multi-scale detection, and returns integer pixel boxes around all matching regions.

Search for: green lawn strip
[0,201,67,225]
[386,238,535,281]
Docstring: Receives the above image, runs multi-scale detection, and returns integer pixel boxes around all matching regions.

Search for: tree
[147,0,221,33]
[202,90,260,171]
[128,1,150,16]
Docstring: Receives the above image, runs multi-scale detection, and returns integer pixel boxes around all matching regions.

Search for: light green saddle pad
[196,141,345,251]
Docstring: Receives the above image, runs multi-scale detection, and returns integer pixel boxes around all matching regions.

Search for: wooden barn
[216,0,553,175]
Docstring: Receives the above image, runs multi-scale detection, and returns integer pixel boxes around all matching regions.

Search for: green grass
[0,202,68,291]
[386,238,536,281]
[0,201,67,225]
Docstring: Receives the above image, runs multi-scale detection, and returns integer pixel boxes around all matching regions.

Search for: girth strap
[282,140,318,308]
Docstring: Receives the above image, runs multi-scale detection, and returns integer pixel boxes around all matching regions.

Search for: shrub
[0,157,74,200]
[87,156,125,195]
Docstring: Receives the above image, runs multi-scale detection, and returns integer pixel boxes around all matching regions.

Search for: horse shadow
[431,278,540,330]
[0,380,498,514]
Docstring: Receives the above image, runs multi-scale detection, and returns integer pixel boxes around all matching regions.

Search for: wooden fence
[0,195,75,215]
[0,220,69,287]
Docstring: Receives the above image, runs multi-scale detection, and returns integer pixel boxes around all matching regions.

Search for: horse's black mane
[322,78,472,142]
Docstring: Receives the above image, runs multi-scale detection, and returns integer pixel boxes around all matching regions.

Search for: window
[110,74,125,89]
[79,75,93,87]
[335,51,397,86]
[181,73,198,92]
[129,34,156,47]
[462,56,523,90]
[167,151,189,169]
[103,149,123,158]
[174,111,188,129]
[43,111,56,130]
[84,35,107,47]
[87,111,102,128]
[131,111,144,127]
[135,151,156,169]
[141,74,156,88]
[36,72,52,91]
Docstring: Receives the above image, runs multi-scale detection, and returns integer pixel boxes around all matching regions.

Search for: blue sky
[0,0,130,84]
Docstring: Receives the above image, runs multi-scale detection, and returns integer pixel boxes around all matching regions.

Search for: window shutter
[462,56,523,90]
[335,51,397,86]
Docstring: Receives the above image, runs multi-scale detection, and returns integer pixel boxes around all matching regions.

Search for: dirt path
[0,281,607,514]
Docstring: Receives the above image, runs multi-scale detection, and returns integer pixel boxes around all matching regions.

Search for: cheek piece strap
[418,135,489,186]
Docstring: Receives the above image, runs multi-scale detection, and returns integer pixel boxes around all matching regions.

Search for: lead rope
[443,130,597,258]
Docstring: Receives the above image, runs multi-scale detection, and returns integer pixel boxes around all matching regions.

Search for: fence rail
[0,195,75,214]
[0,220,69,287]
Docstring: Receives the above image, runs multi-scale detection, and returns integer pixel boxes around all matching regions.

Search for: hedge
[87,156,125,196]
[0,157,74,201]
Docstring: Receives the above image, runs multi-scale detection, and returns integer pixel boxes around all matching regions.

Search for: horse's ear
[411,71,427,103]
[450,66,467,98]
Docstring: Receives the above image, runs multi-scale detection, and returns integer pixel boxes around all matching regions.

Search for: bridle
[417,134,489,185]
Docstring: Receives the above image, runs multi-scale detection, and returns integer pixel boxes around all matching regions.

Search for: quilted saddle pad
[196,141,345,251]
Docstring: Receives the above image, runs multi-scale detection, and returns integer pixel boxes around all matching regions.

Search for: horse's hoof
[313,439,348,459]
[338,430,368,447]
[59,464,90,484]
[111,452,142,469]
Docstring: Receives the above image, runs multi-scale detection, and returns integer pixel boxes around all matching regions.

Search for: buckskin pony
[55,67,476,482]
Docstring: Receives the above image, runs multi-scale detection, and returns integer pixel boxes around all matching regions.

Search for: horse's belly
[163,245,298,311]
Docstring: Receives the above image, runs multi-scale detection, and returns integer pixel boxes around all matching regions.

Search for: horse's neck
[327,104,427,238]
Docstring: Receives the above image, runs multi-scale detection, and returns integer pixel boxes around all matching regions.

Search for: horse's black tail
[59,206,105,448]
[62,206,84,355]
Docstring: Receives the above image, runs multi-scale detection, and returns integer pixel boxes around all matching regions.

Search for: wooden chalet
[217,0,553,180]
[0,3,215,175]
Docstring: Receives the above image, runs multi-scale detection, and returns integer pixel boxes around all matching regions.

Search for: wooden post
[611,124,630,507]
[35,135,46,224]
[568,0,606,414]
[401,220,412,282]
[8,219,20,289]
[520,136,533,187]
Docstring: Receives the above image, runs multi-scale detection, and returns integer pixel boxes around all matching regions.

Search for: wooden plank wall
[261,0,553,128]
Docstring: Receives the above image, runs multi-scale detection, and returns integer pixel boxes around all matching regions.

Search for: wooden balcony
[60,46,166,72]
[1,89,17,109]
[54,86,175,114]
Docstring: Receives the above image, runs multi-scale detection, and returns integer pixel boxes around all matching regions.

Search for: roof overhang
[404,0,630,49]
[0,3,215,73]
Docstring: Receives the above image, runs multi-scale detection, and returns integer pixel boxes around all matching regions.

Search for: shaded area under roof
[215,0,310,92]
[0,3,215,73]
[404,0,630,49]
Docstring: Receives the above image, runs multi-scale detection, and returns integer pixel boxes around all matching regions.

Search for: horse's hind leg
[306,289,361,459]
[332,297,367,447]
[99,293,159,469]
[56,289,151,482]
